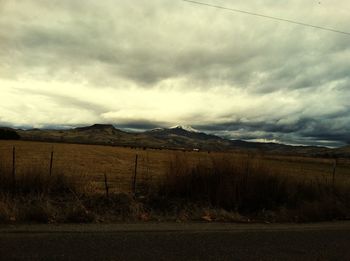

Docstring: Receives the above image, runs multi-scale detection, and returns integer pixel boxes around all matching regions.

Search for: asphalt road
[1,222,350,260]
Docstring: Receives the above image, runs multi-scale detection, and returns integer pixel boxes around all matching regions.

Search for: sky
[0,0,349,147]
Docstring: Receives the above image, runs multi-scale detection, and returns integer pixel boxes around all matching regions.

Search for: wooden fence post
[332,158,337,189]
[49,150,54,176]
[132,154,138,197]
[12,146,16,195]
[104,172,109,198]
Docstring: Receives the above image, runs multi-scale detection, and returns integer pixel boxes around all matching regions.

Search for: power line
[183,0,350,36]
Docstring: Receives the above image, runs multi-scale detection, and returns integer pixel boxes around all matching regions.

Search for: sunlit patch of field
[0,140,349,194]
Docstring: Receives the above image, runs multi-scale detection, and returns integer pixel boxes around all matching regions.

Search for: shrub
[154,154,350,217]
[0,164,85,197]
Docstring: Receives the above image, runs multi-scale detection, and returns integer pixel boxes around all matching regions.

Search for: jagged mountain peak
[170,125,199,133]
[145,125,222,142]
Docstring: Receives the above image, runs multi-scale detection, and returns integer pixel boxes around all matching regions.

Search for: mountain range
[0,124,348,157]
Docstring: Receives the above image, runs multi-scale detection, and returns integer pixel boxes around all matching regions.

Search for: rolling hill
[0,124,345,157]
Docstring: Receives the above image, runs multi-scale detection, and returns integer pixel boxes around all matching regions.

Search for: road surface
[1,222,350,260]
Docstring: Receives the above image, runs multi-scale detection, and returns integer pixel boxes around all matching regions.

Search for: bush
[154,154,350,217]
[0,164,84,197]
[17,198,54,223]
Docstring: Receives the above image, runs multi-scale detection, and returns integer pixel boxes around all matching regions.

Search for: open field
[0,140,350,223]
[0,140,349,193]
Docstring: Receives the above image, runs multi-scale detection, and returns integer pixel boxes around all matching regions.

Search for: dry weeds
[0,140,349,223]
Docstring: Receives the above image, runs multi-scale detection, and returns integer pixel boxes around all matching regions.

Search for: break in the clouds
[0,0,349,147]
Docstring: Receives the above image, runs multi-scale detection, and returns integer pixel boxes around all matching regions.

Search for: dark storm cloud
[197,113,350,147]
[0,0,349,146]
[115,120,168,130]
[3,0,348,89]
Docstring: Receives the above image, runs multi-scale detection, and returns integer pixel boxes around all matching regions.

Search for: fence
[0,144,160,196]
[0,142,349,197]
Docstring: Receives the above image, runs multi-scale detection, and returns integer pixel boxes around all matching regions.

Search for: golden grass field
[0,140,349,194]
[1,140,350,223]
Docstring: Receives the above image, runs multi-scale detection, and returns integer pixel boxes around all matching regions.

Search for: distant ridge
[0,127,20,140]
[75,124,116,131]
[146,126,222,141]
[1,124,346,157]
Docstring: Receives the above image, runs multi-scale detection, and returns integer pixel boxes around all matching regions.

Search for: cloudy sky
[1,0,349,147]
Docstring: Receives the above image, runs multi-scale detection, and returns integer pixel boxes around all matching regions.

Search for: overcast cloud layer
[1,0,349,147]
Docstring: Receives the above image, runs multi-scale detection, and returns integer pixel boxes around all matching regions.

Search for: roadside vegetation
[151,154,350,222]
[0,142,349,223]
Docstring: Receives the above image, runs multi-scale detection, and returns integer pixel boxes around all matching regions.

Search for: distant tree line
[0,129,20,140]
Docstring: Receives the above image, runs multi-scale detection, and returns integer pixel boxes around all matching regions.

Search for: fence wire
[0,142,349,195]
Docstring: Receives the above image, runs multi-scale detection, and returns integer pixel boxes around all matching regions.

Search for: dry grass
[152,154,350,222]
[0,140,349,223]
[1,140,349,192]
